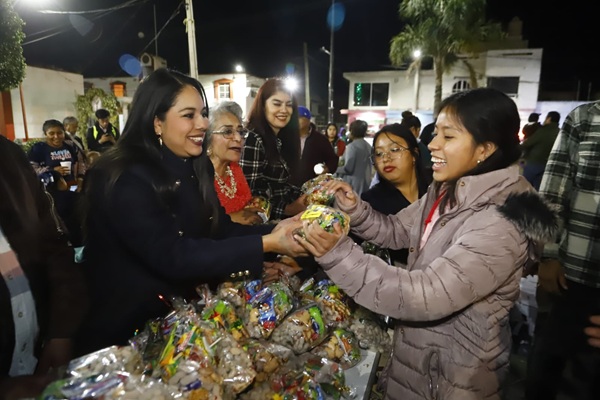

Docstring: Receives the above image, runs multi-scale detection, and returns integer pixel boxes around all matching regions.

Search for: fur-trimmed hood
[498,191,560,244]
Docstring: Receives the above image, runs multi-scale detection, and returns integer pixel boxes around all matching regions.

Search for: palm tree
[389,0,504,115]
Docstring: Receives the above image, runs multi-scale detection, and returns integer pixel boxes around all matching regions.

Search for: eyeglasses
[371,145,409,163]
[211,127,249,140]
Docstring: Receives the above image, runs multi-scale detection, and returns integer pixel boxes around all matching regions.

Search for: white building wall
[10,66,84,140]
[85,76,141,98]
[197,73,265,119]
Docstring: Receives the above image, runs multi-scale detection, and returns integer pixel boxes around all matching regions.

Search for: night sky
[15,0,598,109]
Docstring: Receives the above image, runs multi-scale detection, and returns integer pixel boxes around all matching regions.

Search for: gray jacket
[335,137,372,195]
[317,165,557,399]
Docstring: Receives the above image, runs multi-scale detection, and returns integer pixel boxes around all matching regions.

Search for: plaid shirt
[240,131,301,220]
[539,101,600,288]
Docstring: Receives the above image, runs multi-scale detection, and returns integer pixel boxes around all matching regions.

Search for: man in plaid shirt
[526,101,600,399]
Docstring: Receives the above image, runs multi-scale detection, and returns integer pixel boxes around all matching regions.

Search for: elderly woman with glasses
[204,101,263,225]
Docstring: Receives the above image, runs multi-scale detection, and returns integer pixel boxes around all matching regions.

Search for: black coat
[77,147,273,354]
[360,179,412,265]
[0,137,87,375]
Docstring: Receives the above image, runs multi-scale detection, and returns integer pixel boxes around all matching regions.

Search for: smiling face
[45,126,66,148]
[264,90,292,134]
[154,85,208,158]
[429,109,488,182]
[209,112,245,166]
[373,133,415,186]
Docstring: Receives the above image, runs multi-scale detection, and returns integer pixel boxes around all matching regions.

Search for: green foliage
[74,88,119,147]
[17,137,44,154]
[0,0,26,91]
[389,0,504,113]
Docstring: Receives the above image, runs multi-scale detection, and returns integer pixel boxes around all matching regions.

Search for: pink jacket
[317,165,557,400]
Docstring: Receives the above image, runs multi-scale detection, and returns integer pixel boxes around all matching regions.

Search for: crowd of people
[1,67,598,400]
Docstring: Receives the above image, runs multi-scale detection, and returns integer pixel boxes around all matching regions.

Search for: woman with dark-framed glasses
[360,123,429,265]
[202,101,264,225]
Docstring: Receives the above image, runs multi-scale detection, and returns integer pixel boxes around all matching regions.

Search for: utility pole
[303,42,310,108]
[184,0,198,79]
[328,0,335,123]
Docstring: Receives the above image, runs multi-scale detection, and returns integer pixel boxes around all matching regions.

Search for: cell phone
[69,185,78,192]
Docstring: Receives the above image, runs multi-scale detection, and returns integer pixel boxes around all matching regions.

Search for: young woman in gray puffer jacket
[295,88,558,400]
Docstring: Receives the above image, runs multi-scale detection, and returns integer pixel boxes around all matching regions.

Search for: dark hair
[435,87,521,210]
[401,110,413,120]
[349,119,368,138]
[42,119,64,134]
[372,123,429,196]
[404,115,421,130]
[246,78,301,175]
[325,122,338,142]
[0,136,47,260]
[82,68,220,232]
[95,109,110,119]
[546,111,560,124]
[63,116,78,126]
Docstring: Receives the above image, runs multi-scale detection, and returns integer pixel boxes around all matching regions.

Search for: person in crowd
[28,120,84,246]
[335,119,372,195]
[76,69,304,355]
[520,111,560,190]
[360,123,429,265]
[202,100,263,225]
[62,116,85,153]
[400,110,413,125]
[295,88,558,399]
[326,122,346,158]
[522,112,542,140]
[404,115,433,184]
[63,116,88,171]
[526,102,600,399]
[0,136,87,400]
[296,106,339,185]
[86,108,120,153]
[240,78,306,220]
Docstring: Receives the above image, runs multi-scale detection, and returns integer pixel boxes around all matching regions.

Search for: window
[111,81,126,97]
[487,77,519,96]
[218,84,230,99]
[353,83,389,106]
[452,80,470,93]
[213,79,234,100]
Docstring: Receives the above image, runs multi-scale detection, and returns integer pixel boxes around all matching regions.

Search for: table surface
[344,349,381,400]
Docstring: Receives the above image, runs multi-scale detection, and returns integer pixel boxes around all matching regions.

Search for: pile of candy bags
[40,274,392,400]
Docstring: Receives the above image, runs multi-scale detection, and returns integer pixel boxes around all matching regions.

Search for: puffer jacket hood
[498,191,559,244]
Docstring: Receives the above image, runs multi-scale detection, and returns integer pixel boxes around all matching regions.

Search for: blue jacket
[77,147,272,354]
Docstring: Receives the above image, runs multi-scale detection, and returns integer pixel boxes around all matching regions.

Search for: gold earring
[207,148,212,156]
[477,159,482,164]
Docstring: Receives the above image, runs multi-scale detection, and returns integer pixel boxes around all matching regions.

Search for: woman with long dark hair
[240,78,306,220]
[77,69,302,354]
[326,122,345,158]
[0,136,86,399]
[296,88,558,399]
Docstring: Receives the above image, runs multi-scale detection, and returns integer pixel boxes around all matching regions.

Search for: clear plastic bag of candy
[294,205,350,239]
[301,174,343,206]
[347,306,392,354]
[40,372,129,400]
[243,339,294,383]
[310,328,362,370]
[313,279,353,329]
[66,346,141,378]
[243,281,295,339]
[198,283,249,342]
[214,333,257,395]
[245,196,271,222]
[270,303,329,354]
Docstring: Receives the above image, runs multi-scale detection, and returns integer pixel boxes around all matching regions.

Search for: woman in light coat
[297,88,558,399]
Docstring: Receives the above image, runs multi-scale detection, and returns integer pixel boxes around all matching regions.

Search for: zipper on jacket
[427,351,440,400]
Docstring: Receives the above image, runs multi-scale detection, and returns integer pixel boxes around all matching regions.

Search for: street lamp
[413,49,422,112]
[184,0,198,79]
[284,76,299,92]
[235,64,244,73]
[327,0,335,123]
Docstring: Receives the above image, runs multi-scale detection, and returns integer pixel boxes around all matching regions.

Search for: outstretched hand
[264,214,308,257]
[323,180,358,210]
[294,219,345,258]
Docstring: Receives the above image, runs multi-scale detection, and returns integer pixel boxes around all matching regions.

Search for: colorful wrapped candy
[310,328,361,369]
[294,205,350,239]
[245,196,271,222]
[270,303,329,354]
[244,282,294,339]
[301,173,343,206]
